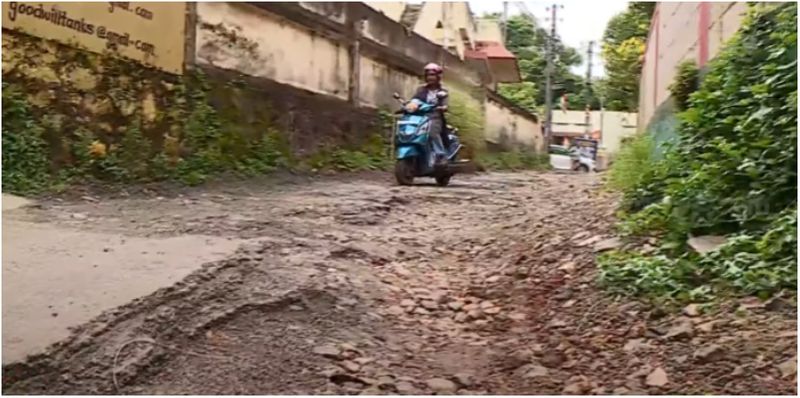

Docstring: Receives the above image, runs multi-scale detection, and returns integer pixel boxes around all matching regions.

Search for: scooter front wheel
[394,158,415,185]
[435,174,452,187]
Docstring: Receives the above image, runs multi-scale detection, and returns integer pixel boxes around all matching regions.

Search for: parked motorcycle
[391,92,470,186]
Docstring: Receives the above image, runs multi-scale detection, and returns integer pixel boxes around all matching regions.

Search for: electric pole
[584,40,594,136]
[502,1,508,44]
[440,2,447,68]
[544,4,559,144]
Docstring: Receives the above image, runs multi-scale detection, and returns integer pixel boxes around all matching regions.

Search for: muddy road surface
[2,171,796,394]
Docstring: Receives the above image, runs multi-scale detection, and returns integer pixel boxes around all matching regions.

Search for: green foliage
[2,63,290,189]
[174,75,227,185]
[600,208,797,302]
[501,14,592,110]
[1,83,51,194]
[606,133,653,192]
[600,3,654,111]
[306,133,389,172]
[667,3,796,234]
[447,90,486,158]
[478,151,550,171]
[497,82,537,113]
[601,3,798,303]
[308,149,388,172]
[669,60,700,111]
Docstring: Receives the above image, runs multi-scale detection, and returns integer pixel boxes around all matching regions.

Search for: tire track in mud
[3,172,796,395]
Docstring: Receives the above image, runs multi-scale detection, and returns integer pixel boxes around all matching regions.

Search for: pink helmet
[423,62,443,76]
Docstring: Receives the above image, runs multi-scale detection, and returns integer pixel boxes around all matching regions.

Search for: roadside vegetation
[477,151,550,171]
[600,3,797,305]
[2,33,549,196]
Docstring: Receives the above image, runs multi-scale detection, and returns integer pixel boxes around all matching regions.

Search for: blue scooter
[391,92,470,186]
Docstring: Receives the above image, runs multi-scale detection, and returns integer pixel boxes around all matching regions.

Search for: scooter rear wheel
[394,158,415,185]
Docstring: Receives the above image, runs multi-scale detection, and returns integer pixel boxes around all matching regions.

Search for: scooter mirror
[392,92,401,99]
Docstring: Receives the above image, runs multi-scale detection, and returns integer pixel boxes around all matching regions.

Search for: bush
[606,133,655,195]
[1,83,51,194]
[601,3,798,303]
[600,207,797,302]
[478,150,550,171]
[447,89,486,158]
[668,60,700,111]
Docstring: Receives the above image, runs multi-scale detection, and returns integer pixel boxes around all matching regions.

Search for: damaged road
[2,172,796,394]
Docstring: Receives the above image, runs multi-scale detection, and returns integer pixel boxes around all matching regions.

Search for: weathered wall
[199,65,380,157]
[195,1,542,158]
[3,0,545,184]
[358,55,419,108]
[2,26,383,184]
[1,30,183,170]
[485,92,543,152]
[638,2,748,129]
[238,2,485,99]
[196,2,350,100]
[364,2,405,21]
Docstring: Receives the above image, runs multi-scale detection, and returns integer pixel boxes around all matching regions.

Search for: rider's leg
[440,115,452,149]
[429,118,446,164]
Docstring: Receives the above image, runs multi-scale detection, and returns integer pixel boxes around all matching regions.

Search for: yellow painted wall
[476,18,503,42]
[358,55,421,109]
[485,99,543,151]
[195,2,350,100]
[1,2,186,74]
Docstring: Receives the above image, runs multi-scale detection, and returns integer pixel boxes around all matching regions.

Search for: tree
[599,2,655,112]
[498,14,590,110]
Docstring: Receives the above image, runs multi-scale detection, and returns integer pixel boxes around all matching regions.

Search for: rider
[411,63,449,165]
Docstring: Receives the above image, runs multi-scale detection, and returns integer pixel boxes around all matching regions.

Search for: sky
[467,1,630,77]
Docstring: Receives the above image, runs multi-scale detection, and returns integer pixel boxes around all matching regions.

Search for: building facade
[551,110,638,155]
[638,2,749,130]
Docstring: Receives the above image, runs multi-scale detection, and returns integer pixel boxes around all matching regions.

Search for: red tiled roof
[464,49,488,60]
[474,41,516,59]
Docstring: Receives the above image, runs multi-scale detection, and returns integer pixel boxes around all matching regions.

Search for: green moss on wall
[1,31,392,193]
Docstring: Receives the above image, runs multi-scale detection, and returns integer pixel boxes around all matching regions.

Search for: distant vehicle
[549,144,595,172]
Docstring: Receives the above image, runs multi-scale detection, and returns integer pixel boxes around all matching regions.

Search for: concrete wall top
[364,2,405,21]
[281,2,484,88]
